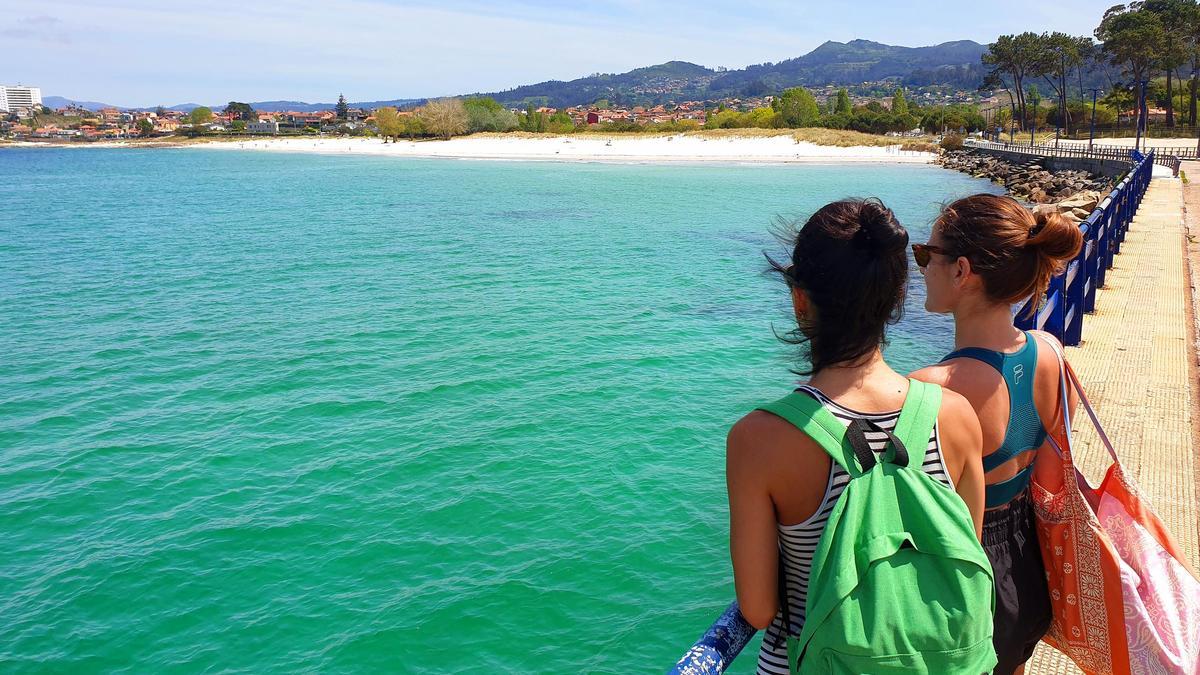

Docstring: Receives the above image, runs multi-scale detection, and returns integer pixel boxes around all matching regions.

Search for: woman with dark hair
[726,198,987,675]
[910,194,1083,675]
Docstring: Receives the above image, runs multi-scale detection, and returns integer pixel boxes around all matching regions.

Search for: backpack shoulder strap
[757,392,871,477]
[891,379,942,467]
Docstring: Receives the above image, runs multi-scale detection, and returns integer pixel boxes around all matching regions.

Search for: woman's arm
[938,391,985,540]
[726,413,781,630]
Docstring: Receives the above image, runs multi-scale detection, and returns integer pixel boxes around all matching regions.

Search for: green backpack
[758,379,997,674]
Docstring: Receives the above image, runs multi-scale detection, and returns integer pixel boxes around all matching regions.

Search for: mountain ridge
[473,39,986,107]
[46,38,989,112]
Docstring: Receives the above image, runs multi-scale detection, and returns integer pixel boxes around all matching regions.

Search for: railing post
[1102,197,1117,271]
[1114,180,1129,251]
[1084,212,1102,311]
[1042,274,1068,343]
[1015,296,1037,332]
[1123,179,1133,243]
[1064,227,1088,346]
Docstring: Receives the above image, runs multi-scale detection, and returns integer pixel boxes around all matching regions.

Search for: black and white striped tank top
[755,385,954,675]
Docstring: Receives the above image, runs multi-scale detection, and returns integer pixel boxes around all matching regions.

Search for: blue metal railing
[668,602,757,675]
[1014,150,1154,345]
[964,138,1178,173]
[667,150,1159,675]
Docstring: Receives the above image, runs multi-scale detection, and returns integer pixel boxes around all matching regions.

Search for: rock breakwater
[936,150,1113,221]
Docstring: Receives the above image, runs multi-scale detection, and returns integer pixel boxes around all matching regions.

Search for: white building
[0,85,43,115]
[247,121,279,134]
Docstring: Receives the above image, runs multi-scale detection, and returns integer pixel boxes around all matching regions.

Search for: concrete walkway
[1027,175,1199,674]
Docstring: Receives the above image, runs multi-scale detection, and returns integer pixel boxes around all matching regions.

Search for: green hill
[476,39,988,108]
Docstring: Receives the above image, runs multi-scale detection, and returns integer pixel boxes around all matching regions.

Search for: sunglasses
[911,243,960,268]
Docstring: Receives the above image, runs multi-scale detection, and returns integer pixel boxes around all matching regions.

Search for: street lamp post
[1089,88,1100,152]
[1134,79,1148,153]
[1029,89,1040,147]
[1143,79,1151,152]
[1054,94,1060,149]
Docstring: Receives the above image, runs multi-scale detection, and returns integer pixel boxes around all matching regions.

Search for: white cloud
[1,14,72,44]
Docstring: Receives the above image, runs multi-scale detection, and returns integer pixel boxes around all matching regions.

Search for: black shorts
[983,490,1052,674]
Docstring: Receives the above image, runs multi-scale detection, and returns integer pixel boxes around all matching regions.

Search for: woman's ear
[952,255,973,289]
[790,286,809,322]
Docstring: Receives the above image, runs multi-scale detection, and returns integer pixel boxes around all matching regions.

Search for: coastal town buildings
[0,79,1147,143]
[561,101,709,126]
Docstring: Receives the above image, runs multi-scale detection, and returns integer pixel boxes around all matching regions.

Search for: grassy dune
[472,127,938,150]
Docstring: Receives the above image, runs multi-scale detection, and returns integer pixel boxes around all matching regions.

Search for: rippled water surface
[0,148,1000,672]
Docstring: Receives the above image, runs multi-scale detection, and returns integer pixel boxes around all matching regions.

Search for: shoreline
[3,134,935,165]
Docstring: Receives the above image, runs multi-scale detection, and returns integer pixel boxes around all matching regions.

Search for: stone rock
[1057,191,1100,212]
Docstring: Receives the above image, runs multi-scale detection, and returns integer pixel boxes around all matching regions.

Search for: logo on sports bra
[1012,364,1025,385]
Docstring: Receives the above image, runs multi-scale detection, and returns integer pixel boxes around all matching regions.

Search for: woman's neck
[952,299,1023,351]
[808,349,906,399]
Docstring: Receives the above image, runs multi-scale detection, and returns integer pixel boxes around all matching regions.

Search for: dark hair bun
[854,198,909,253]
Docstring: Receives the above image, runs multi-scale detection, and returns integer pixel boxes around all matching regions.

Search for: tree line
[368,87,985,140]
[374,98,587,140]
[703,87,926,134]
[984,0,1200,135]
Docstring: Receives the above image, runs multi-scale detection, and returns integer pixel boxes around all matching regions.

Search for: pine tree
[336,94,349,120]
[835,89,852,115]
[891,88,908,117]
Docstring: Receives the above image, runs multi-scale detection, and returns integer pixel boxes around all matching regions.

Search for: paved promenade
[1028,175,1199,674]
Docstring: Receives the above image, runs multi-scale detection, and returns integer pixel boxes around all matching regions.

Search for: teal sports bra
[941,332,1046,508]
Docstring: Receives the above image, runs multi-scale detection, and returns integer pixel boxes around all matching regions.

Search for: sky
[3,0,1115,108]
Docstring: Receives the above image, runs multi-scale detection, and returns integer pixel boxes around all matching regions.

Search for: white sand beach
[193,134,934,164]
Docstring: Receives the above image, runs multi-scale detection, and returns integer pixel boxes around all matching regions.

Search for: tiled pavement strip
[1026,174,1199,674]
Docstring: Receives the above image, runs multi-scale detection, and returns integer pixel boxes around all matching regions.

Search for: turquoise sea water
[0,148,1000,673]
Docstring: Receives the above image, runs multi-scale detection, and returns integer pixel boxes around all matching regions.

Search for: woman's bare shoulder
[937,387,978,424]
[1028,329,1064,355]
[909,362,954,387]
[934,387,983,466]
[726,409,822,470]
[728,410,806,452]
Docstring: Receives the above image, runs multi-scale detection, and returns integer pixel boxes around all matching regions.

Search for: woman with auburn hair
[910,194,1082,675]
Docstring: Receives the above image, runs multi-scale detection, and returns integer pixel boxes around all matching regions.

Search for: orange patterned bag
[1030,342,1200,674]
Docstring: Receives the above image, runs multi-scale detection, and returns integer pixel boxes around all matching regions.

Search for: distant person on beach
[910,194,1082,675]
[726,199,989,674]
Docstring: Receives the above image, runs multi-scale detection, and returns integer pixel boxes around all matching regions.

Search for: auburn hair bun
[1027,209,1084,265]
